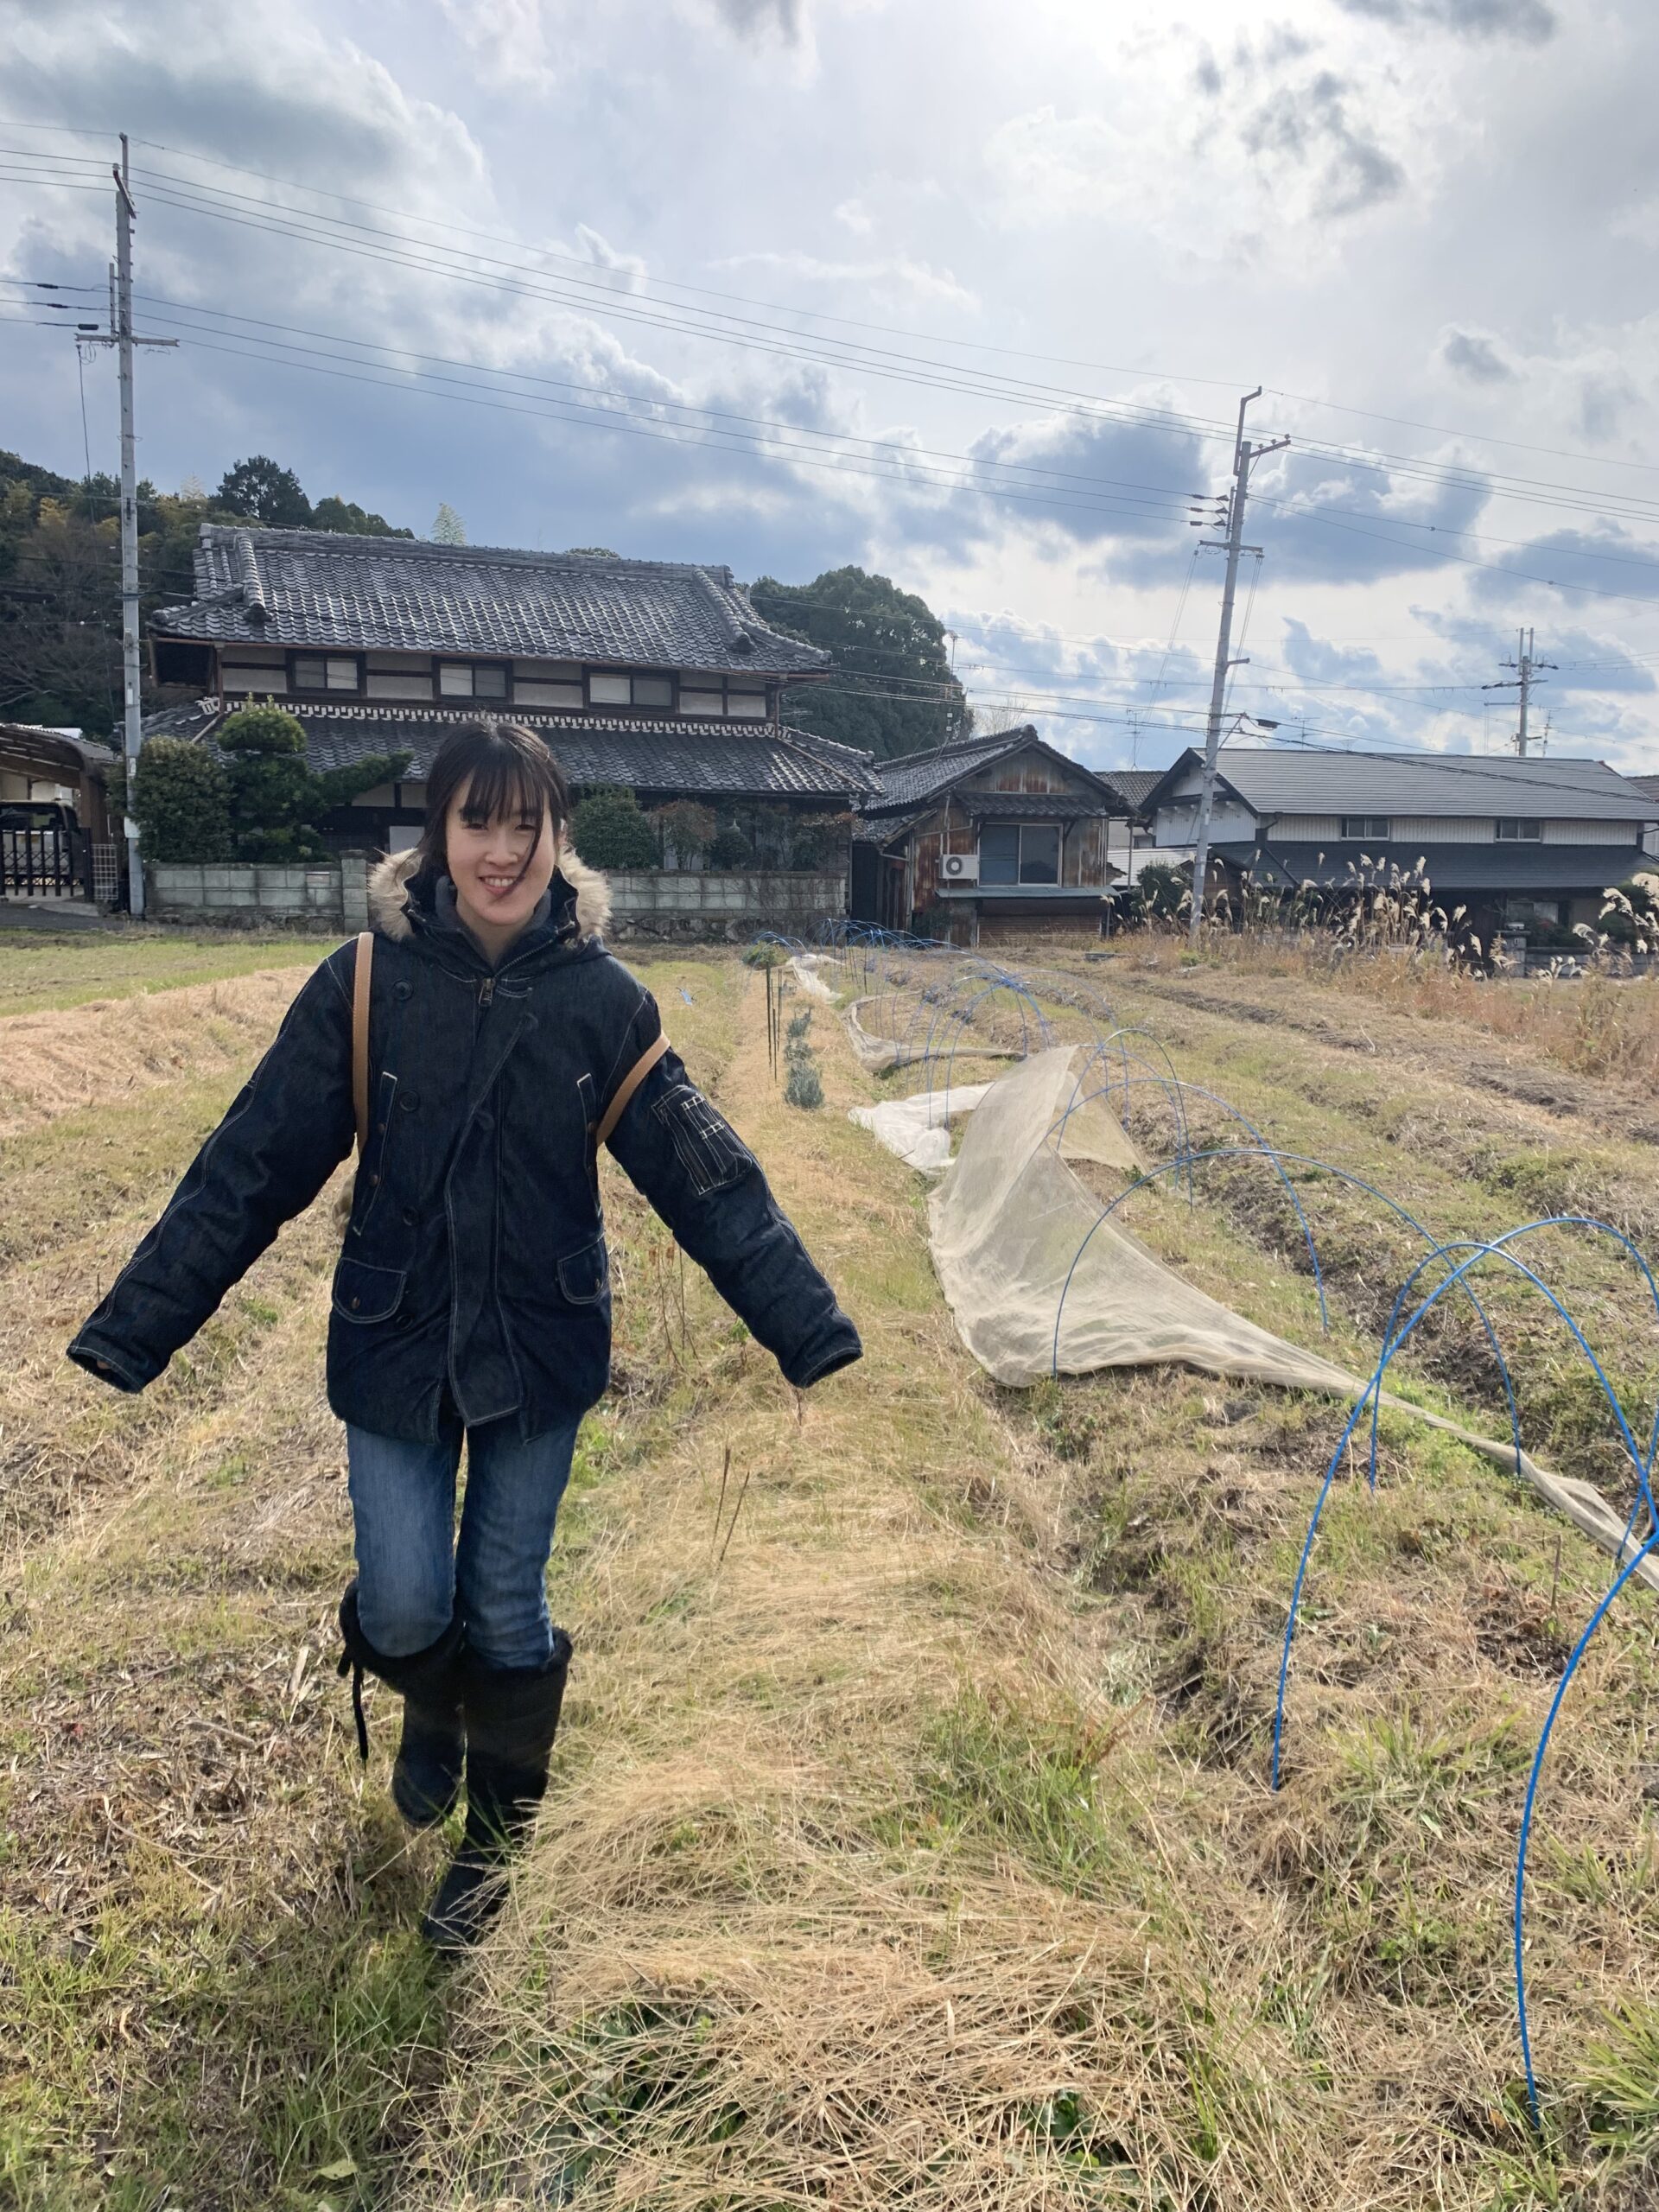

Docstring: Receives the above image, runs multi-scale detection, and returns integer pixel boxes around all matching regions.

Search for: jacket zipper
[478,976,495,1006]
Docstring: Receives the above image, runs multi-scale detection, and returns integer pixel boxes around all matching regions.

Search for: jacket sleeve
[67,948,358,1393]
[601,991,862,1389]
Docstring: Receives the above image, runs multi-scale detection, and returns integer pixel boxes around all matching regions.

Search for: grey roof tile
[866,726,1126,817]
[1151,745,1657,823]
[1099,766,1164,810]
[151,526,830,676]
[148,700,879,803]
[868,728,1036,810]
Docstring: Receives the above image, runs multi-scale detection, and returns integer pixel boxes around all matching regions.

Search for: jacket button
[402,1206,418,1226]
[350,1296,361,1310]
[370,1173,380,1185]
[394,981,412,1002]
[399,1090,420,1113]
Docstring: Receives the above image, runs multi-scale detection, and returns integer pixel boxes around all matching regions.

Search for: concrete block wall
[148,858,369,932]
[605,869,846,942]
[147,860,841,940]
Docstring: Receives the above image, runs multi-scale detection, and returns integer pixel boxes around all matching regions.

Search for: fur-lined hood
[365,844,613,945]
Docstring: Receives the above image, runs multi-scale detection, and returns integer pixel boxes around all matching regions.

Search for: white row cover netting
[927,1048,1358,1395]
[854,1040,1659,1592]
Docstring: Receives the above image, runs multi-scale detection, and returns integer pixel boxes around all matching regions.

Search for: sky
[3,0,1658,775]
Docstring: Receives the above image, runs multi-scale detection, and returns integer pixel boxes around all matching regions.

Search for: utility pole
[81,137,176,918]
[1482,627,1556,757]
[1186,390,1290,945]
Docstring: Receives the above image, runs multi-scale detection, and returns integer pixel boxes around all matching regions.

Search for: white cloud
[714,249,977,311]
[434,0,560,91]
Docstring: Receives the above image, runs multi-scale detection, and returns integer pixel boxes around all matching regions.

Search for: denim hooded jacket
[68,849,861,1441]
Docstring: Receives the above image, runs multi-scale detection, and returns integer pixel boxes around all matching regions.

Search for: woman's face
[444,775,559,944]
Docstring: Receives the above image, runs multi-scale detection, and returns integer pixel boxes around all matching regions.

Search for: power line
[11,151,1659,540]
[14,272,1659,613]
[17,121,1659,499]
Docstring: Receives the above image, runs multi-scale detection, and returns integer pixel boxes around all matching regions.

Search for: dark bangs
[410,721,572,887]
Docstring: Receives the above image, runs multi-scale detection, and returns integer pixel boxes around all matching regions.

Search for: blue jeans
[346,1412,581,1669]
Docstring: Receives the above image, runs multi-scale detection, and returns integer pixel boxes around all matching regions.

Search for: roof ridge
[776,723,878,766]
[202,523,737,585]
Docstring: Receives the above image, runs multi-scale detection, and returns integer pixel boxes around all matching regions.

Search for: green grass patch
[0,932,327,1016]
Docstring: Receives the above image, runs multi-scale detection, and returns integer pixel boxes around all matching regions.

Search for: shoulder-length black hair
[410,721,572,890]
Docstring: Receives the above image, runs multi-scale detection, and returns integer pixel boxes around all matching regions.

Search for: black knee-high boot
[423,1631,572,1955]
[336,1581,467,1828]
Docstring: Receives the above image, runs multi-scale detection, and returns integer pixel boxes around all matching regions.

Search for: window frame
[1017,822,1062,886]
[629,671,677,712]
[435,658,512,702]
[978,823,1020,886]
[1338,814,1391,841]
[288,650,364,696]
[585,668,679,713]
[676,674,772,719]
[1493,816,1544,842]
[977,820,1064,888]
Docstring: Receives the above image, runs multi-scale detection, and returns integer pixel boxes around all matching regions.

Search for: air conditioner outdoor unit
[940,852,981,884]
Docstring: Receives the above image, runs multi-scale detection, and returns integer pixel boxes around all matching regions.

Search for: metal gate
[2,823,81,898]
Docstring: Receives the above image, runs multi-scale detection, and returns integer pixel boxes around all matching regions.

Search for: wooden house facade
[851,728,1129,940]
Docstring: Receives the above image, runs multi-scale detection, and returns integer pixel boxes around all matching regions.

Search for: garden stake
[709,1442,732,1571]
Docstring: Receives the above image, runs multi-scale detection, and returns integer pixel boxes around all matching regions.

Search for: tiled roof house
[145,527,880,861]
[1141,745,1659,939]
[849,726,1132,940]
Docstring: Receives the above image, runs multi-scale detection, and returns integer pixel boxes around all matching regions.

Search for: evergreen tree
[431,503,467,545]
[214,705,410,862]
[215,456,314,528]
[314,494,414,538]
[748,566,969,761]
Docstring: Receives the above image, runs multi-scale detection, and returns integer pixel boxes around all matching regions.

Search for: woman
[69,721,861,1949]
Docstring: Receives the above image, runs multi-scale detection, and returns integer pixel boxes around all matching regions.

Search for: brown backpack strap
[594,1032,670,1150]
[352,931,373,1156]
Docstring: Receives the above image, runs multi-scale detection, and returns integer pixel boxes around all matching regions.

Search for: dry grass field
[6,929,1659,2209]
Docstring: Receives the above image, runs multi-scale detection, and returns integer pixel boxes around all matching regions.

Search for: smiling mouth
[479,873,521,896]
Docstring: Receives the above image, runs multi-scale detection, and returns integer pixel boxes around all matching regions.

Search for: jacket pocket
[332,1255,407,1323]
[349,1071,399,1236]
[556,1234,610,1306]
[652,1082,754,1197]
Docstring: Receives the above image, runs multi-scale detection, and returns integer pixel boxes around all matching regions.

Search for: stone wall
[148,857,369,931]
[145,859,842,941]
[605,869,846,942]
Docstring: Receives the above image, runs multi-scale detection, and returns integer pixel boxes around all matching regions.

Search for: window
[978,823,1061,887]
[514,679,584,709]
[1495,817,1543,841]
[980,823,1019,885]
[1339,815,1391,840]
[291,654,360,693]
[365,670,434,702]
[1018,824,1061,884]
[221,662,288,694]
[677,677,773,718]
[438,661,508,700]
[586,671,678,710]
